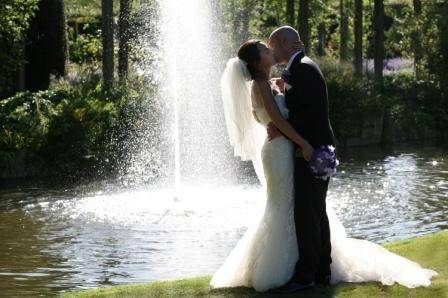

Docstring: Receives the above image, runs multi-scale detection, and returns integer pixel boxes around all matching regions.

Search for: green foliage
[0,0,39,38]
[44,80,119,173]
[66,0,101,21]
[0,0,39,98]
[0,90,56,167]
[320,60,444,144]
[68,31,102,64]
[322,60,373,141]
[0,65,159,177]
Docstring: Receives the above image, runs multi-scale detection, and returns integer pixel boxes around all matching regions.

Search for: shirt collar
[286,50,303,71]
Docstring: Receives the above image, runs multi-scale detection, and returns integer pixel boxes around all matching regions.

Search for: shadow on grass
[209,283,337,297]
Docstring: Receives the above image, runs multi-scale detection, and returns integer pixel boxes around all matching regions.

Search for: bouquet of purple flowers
[309,145,339,180]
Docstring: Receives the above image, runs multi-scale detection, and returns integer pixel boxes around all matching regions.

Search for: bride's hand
[302,142,314,162]
[269,79,281,95]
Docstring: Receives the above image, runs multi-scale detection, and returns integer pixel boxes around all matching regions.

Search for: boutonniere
[281,69,293,91]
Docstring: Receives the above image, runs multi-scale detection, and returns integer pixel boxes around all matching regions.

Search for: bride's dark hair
[238,39,262,80]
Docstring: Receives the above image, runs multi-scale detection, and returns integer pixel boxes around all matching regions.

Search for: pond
[0,145,447,297]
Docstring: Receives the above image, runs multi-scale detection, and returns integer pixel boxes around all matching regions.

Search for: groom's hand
[267,122,280,141]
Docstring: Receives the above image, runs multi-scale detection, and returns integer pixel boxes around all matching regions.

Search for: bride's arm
[254,80,314,161]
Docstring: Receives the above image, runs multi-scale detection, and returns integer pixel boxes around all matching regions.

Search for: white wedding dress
[211,90,438,292]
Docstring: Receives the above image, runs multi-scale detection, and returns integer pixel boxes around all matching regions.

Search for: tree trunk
[440,1,448,91]
[413,0,422,78]
[53,0,68,77]
[340,0,349,60]
[318,22,326,57]
[102,0,114,91]
[354,0,363,74]
[298,0,310,53]
[119,0,131,83]
[15,39,26,92]
[25,0,68,91]
[373,0,384,80]
[286,0,295,26]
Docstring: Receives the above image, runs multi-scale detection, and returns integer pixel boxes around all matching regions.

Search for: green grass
[62,230,448,297]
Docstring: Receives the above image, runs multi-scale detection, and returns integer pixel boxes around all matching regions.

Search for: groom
[268,26,336,292]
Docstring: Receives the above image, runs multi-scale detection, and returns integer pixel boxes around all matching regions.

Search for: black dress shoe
[315,274,331,285]
[273,281,315,294]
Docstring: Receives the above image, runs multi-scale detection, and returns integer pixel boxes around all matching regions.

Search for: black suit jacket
[285,54,335,148]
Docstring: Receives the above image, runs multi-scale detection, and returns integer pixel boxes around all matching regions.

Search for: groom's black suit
[285,52,335,284]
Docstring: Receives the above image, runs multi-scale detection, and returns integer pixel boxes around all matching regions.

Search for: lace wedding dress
[211,94,298,291]
[211,88,438,292]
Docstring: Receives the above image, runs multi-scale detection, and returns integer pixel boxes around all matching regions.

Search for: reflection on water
[330,147,447,241]
[0,146,447,296]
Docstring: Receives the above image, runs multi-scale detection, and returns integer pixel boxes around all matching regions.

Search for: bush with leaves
[320,60,442,145]
[67,22,102,64]
[0,64,164,178]
[0,0,39,98]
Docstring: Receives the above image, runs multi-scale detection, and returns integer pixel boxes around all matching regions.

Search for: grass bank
[63,230,447,297]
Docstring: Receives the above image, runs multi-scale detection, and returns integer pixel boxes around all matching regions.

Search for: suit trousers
[291,157,332,284]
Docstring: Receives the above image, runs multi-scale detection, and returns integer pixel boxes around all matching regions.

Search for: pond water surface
[0,146,447,297]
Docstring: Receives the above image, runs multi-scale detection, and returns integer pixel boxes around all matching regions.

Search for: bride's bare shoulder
[251,81,264,107]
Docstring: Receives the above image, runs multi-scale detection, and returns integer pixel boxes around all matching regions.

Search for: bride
[210,39,438,292]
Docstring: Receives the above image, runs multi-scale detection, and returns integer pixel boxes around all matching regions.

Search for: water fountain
[115,0,243,190]
[158,0,234,188]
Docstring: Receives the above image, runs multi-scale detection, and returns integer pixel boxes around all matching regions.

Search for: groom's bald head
[268,26,301,65]
[269,26,301,44]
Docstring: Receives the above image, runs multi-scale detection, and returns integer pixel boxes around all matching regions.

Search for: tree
[439,1,448,91]
[102,0,114,91]
[222,0,258,50]
[25,0,68,92]
[298,0,310,53]
[340,0,349,60]
[0,0,38,98]
[373,0,384,80]
[119,0,132,83]
[354,0,363,74]
[286,0,295,26]
[318,22,326,57]
[441,1,448,140]
[413,0,422,78]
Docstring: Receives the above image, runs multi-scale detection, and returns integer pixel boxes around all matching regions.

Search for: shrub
[320,59,443,145]
[0,64,163,178]
[0,0,39,98]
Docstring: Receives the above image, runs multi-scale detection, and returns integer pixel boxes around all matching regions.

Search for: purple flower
[308,145,339,180]
[281,69,292,84]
